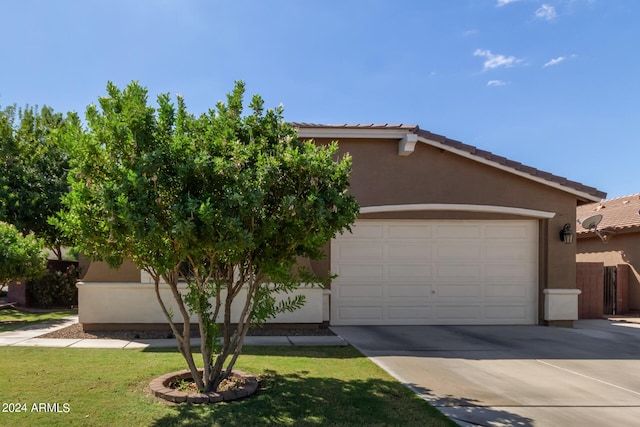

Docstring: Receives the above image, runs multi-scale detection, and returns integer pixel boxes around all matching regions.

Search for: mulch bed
[40,322,335,340]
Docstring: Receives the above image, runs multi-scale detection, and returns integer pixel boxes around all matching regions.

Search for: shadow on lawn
[143,345,364,359]
[0,316,74,332]
[151,370,456,427]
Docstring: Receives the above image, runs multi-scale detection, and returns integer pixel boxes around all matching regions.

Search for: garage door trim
[360,203,555,218]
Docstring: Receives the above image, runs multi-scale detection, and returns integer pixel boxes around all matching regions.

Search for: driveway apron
[332,320,640,427]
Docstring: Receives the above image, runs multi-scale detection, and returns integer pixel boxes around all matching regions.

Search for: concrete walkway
[0,316,347,349]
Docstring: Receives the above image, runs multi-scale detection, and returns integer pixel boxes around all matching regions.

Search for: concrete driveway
[331,320,640,427]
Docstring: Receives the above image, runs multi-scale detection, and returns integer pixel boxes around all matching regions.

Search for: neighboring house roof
[576,193,640,236]
[293,123,606,202]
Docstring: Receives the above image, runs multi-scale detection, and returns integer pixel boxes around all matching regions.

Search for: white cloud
[487,80,508,87]
[474,49,523,71]
[462,29,479,37]
[544,56,566,67]
[496,0,519,7]
[543,54,577,67]
[535,4,557,21]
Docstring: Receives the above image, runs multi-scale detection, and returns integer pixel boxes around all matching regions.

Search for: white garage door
[331,220,538,325]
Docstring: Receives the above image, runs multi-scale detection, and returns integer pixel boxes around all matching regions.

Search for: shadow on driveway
[332,320,640,360]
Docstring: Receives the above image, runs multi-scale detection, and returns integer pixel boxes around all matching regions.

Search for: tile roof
[291,123,419,131]
[576,194,640,236]
[292,123,606,200]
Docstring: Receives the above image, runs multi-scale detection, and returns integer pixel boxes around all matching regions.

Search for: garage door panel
[388,306,432,320]
[484,245,532,260]
[485,224,534,239]
[388,284,433,298]
[387,244,432,261]
[337,264,383,279]
[435,305,482,320]
[338,284,383,298]
[437,245,482,260]
[437,264,483,279]
[331,220,538,325]
[388,264,433,280]
[437,225,482,239]
[485,285,532,301]
[485,305,530,320]
[388,224,432,239]
[486,265,536,284]
[436,285,482,298]
[485,284,530,298]
[336,244,383,261]
[338,306,382,320]
[340,224,383,239]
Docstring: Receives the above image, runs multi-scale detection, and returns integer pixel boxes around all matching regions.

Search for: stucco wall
[80,258,141,283]
[577,233,640,310]
[77,282,325,326]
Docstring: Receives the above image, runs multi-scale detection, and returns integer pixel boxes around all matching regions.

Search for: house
[576,194,640,314]
[77,123,605,330]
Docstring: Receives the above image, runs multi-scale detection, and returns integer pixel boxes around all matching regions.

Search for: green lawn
[0,308,77,332]
[0,346,455,427]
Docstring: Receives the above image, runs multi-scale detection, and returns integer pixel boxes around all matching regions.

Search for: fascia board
[297,128,412,139]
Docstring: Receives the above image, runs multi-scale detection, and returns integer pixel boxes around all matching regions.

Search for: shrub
[26,263,80,308]
[0,221,47,292]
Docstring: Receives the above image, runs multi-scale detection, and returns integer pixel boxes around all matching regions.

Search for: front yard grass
[0,308,77,333]
[0,346,455,427]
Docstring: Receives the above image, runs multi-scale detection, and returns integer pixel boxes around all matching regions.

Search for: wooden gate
[576,262,604,319]
[603,266,617,315]
[576,262,630,319]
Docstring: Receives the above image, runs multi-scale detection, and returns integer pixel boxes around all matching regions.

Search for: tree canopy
[57,80,359,392]
[0,105,71,259]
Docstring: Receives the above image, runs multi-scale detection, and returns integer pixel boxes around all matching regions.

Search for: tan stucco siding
[81,258,141,283]
[321,138,573,211]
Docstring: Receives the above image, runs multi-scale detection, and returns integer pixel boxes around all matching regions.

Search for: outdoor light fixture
[560,223,574,244]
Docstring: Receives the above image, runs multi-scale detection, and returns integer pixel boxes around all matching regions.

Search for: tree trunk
[52,245,63,261]
[153,270,204,391]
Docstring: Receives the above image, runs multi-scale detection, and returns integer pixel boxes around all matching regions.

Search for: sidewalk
[0,316,348,349]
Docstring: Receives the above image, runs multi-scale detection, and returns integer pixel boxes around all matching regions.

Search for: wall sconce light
[559,223,574,244]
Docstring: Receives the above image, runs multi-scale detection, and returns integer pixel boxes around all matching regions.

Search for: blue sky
[1,0,637,199]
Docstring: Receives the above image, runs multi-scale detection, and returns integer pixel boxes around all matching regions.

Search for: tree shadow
[333,324,640,360]
[408,383,534,427]
[0,315,74,332]
[150,371,458,427]
[143,345,364,359]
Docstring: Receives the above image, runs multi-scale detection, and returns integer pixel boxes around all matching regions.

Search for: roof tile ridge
[600,193,640,203]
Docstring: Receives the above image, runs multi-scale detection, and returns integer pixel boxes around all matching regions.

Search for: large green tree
[0,221,47,293]
[57,81,359,392]
[0,105,71,259]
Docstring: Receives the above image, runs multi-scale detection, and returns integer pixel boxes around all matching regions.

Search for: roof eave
[294,124,605,202]
[577,225,640,238]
